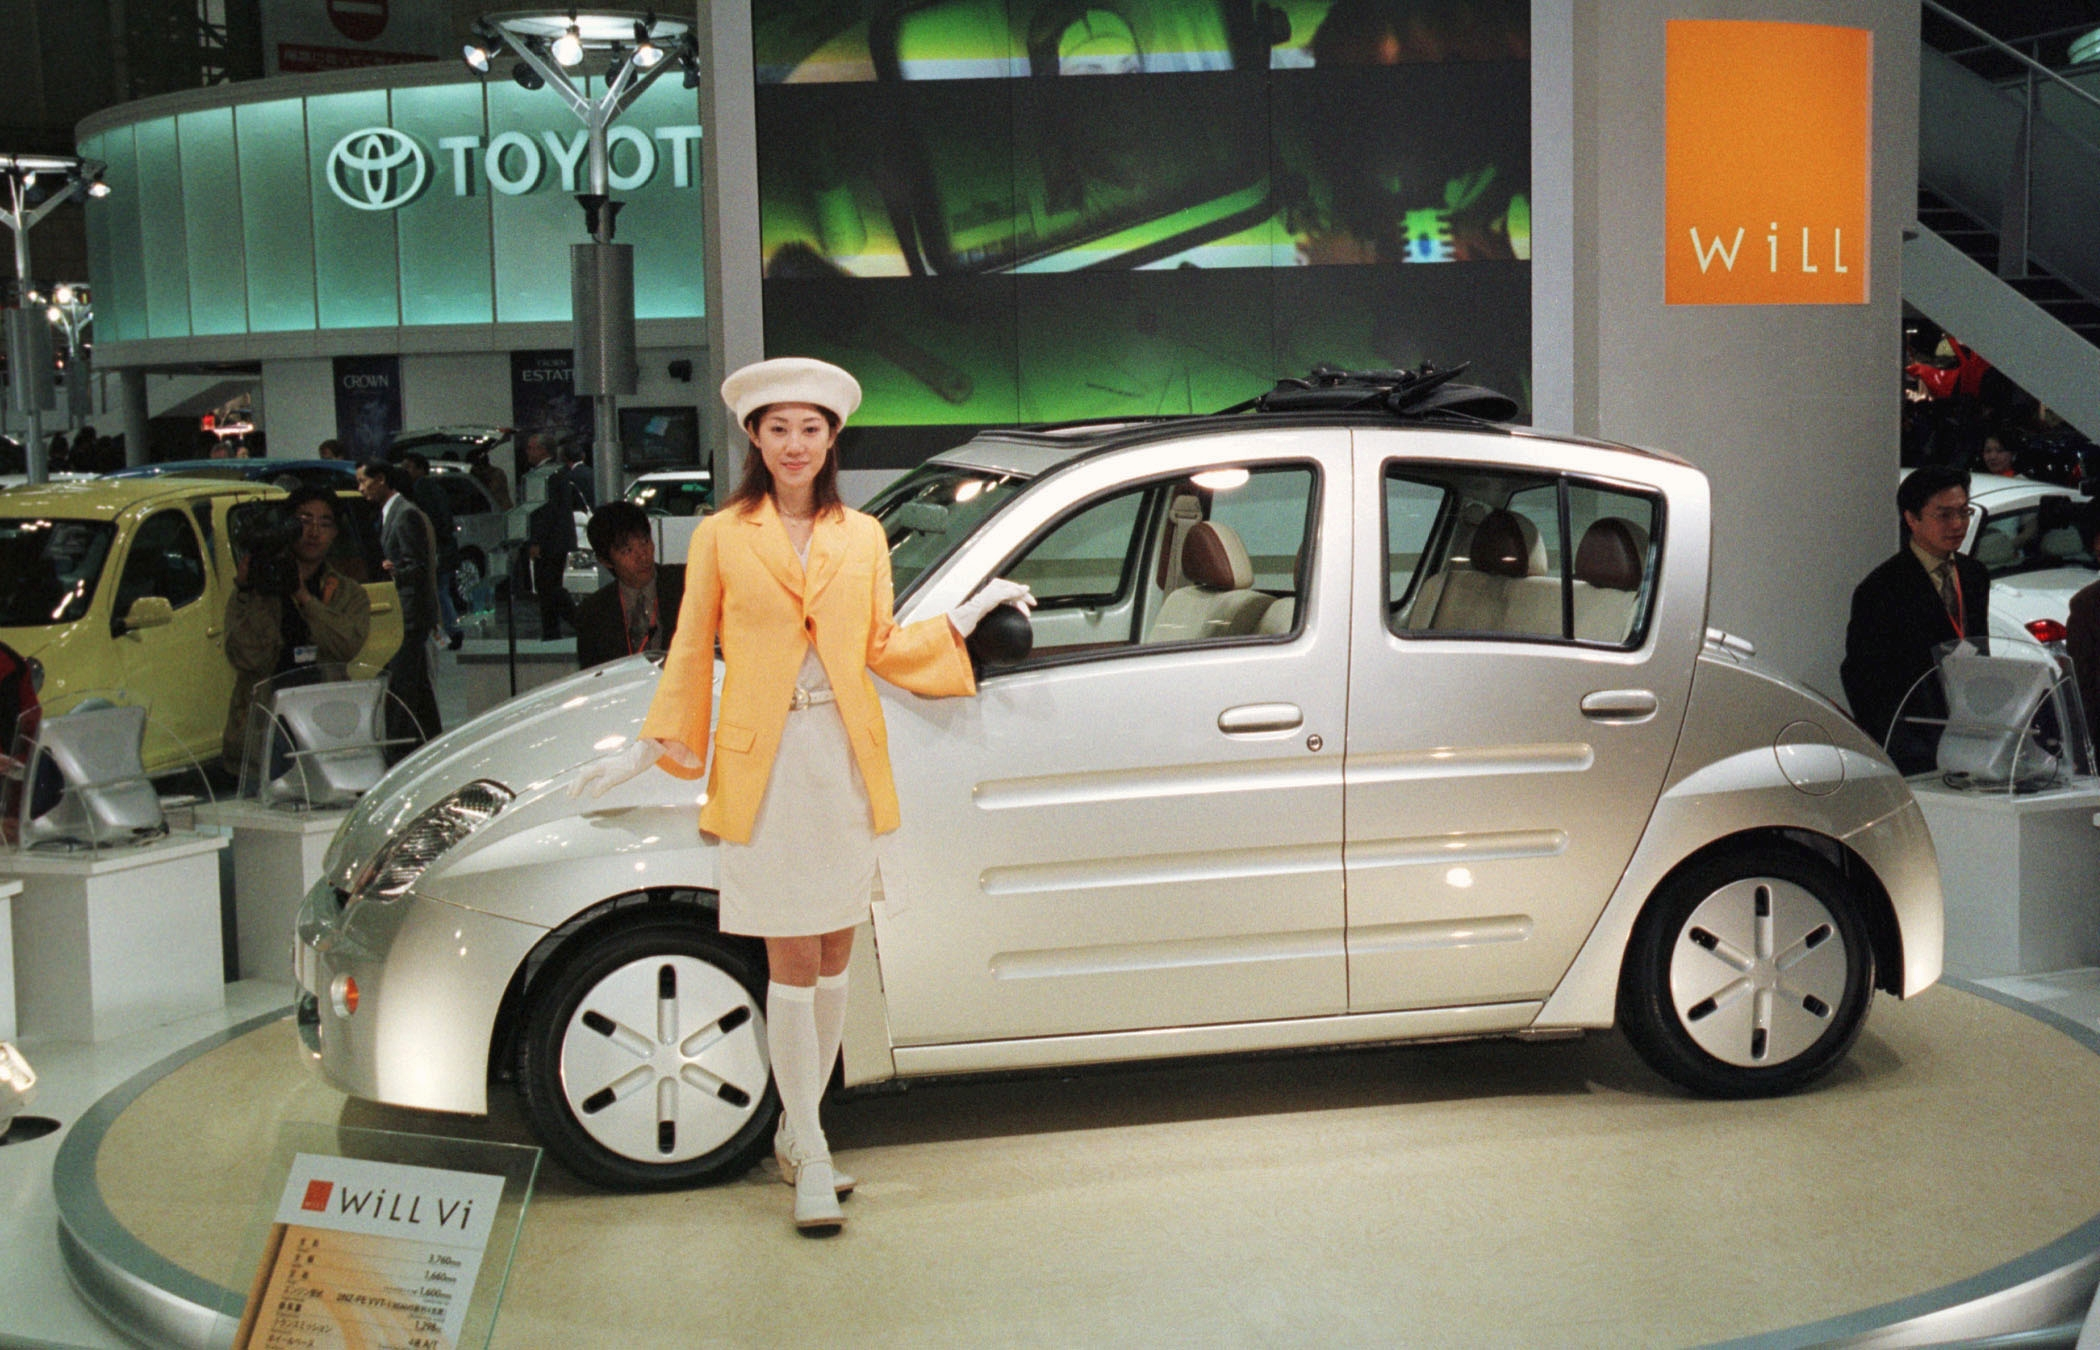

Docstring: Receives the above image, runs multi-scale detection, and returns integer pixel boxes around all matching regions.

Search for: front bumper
[295,876,545,1116]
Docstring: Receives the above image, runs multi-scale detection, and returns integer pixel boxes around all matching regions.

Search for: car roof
[1967,473,2076,506]
[923,413,1689,480]
[0,475,276,519]
[104,458,354,481]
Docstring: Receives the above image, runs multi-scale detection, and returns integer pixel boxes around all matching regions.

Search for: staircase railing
[1921,0,2100,301]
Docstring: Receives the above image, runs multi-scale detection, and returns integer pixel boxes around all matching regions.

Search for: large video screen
[756,0,1530,467]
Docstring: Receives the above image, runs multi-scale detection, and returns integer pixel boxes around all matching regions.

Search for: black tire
[1617,843,1875,1098]
[518,922,777,1189]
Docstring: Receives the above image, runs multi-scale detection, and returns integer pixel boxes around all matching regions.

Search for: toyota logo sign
[327,127,427,211]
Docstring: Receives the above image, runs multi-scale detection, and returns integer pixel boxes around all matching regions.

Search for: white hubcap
[559,955,770,1164]
[1669,876,1849,1068]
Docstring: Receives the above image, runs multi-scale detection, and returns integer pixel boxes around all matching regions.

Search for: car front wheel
[1618,843,1874,1098]
[518,922,776,1189]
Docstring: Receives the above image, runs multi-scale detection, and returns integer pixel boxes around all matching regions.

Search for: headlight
[568,549,597,571]
[350,780,513,900]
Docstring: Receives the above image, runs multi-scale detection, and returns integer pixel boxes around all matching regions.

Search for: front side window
[112,509,208,616]
[1387,463,1660,648]
[867,465,1028,599]
[1000,462,1317,661]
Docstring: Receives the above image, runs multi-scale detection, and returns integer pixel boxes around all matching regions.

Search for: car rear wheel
[518,922,776,1189]
[1618,843,1874,1098]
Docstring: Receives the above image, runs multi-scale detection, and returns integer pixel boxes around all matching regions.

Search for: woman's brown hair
[724,403,844,516]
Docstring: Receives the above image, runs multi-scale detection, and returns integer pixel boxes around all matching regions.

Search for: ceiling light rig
[3,153,112,483]
[461,10,697,508]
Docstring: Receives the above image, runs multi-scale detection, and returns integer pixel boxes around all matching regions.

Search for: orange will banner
[1665,20,1872,306]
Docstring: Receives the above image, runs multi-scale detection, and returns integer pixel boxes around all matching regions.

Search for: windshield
[0,517,116,627]
[865,465,1030,599]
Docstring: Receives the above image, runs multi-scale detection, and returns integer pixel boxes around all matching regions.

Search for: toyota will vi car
[297,371,1944,1189]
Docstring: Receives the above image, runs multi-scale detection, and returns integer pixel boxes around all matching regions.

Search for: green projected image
[757,0,1531,461]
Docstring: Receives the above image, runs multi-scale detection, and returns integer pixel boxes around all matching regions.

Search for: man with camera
[221,486,372,770]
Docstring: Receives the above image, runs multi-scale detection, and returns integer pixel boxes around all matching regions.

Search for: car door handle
[1218,703,1303,734]
[1580,689,1657,721]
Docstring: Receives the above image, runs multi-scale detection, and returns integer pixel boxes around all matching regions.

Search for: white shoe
[793,1161,845,1234]
[776,1119,855,1195]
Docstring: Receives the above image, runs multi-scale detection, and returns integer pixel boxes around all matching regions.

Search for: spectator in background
[317,438,345,460]
[47,433,69,471]
[220,487,372,770]
[1979,434,2019,478]
[356,460,442,755]
[400,452,466,650]
[575,501,684,670]
[2065,507,2100,741]
[69,426,96,467]
[520,433,578,640]
[562,444,596,511]
[1841,465,1991,773]
[467,446,512,511]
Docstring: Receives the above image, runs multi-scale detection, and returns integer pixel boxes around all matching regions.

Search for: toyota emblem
[326,127,427,211]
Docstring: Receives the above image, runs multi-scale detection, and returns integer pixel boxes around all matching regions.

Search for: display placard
[216,1123,538,1350]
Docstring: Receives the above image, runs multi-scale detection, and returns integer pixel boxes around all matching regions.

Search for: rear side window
[1386,463,1661,648]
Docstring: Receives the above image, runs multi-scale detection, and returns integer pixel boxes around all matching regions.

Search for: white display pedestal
[1911,778,2100,977]
[0,878,19,1041]
[194,800,348,980]
[4,832,229,1042]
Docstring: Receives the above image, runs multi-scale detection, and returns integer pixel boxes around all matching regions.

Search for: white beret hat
[720,357,862,428]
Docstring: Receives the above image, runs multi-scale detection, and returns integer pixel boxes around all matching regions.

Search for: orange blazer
[639,496,975,844]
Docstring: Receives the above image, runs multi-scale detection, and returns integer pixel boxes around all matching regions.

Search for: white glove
[948,579,1036,638]
[568,737,699,799]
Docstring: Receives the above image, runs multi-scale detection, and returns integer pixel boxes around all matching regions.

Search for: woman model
[575,357,1030,1233]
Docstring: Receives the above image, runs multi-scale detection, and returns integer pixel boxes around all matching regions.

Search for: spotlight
[45,306,61,323]
[632,21,663,69]
[85,175,110,199]
[463,20,502,73]
[54,285,72,304]
[551,23,584,68]
[512,60,545,90]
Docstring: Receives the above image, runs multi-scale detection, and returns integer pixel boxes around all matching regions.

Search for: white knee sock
[814,970,849,1085]
[767,981,827,1165]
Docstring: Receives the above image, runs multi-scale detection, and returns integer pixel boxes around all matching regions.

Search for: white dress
[715,549,879,938]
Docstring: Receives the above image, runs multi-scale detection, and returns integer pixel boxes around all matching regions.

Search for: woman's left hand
[947,579,1035,638]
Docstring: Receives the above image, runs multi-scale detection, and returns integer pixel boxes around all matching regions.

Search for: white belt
[787,687,836,711]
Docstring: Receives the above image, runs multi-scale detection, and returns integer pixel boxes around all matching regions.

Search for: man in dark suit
[357,460,443,755]
[576,501,685,670]
[1841,464,1990,773]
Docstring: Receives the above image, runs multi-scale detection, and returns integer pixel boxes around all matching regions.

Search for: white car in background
[1959,473,2095,645]
[564,469,715,599]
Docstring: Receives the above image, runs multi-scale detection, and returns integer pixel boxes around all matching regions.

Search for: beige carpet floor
[88,985,2100,1348]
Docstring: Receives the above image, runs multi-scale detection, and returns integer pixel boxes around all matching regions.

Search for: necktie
[626,588,655,653]
[1934,561,1959,619]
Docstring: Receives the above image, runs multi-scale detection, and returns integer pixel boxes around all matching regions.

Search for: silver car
[295,394,1944,1189]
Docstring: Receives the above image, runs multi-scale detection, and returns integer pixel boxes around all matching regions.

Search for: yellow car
[0,477,403,775]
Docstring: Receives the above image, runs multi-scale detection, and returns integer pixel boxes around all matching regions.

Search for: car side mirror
[966,602,1033,673]
[114,596,174,636]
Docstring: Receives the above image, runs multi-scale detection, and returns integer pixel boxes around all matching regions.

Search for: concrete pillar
[696,0,764,495]
[120,368,148,466]
[1539,0,1917,696]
